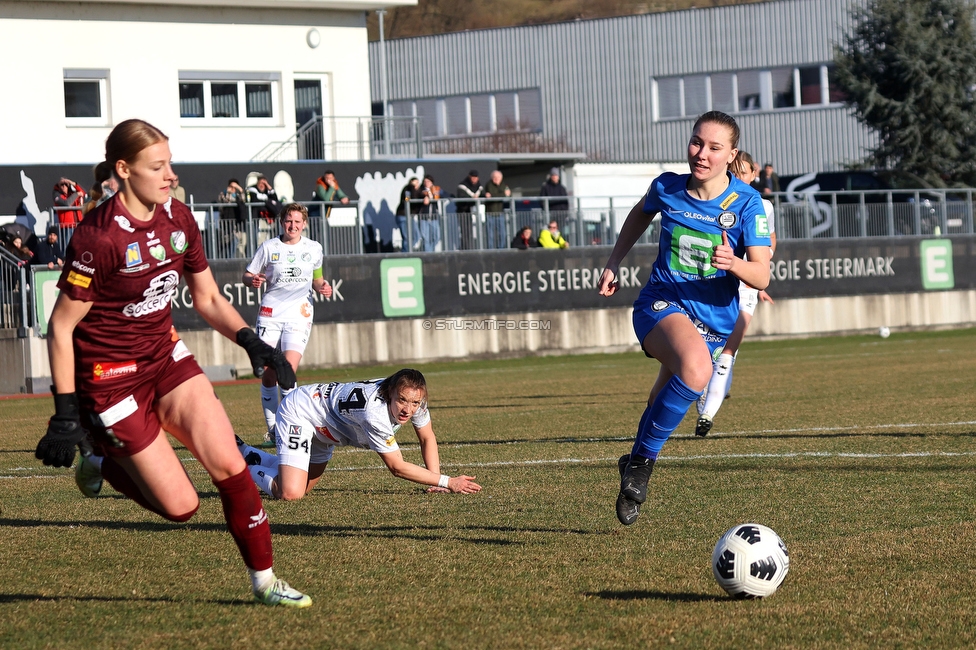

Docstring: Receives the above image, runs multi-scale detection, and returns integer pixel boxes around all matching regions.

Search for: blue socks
[632,374,704,459]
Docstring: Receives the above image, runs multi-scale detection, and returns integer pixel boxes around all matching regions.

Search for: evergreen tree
[834,0,976,186]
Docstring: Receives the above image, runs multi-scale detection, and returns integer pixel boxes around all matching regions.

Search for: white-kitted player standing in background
[236,368,483,500]
[243,202,332,444]
[696,151,776,436]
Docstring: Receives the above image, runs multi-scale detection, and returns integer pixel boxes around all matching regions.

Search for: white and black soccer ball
[712,523,790,598]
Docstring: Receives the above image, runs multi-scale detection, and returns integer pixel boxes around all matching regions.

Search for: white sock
[241,444,278,468]
[260,384,279,430]
[280,383,295,399]
[701,354,734,419]
[249,464,279,497]
[726,353,736,397]
[250,567,275,593]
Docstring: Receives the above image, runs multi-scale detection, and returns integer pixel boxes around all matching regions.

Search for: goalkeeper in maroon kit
[34,119,312,608]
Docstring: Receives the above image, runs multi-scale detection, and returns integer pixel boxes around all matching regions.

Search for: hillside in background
[367,0,765,40]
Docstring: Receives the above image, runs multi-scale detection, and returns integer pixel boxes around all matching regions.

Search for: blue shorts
[633,290,729,360]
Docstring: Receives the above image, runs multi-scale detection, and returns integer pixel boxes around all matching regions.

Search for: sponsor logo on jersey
[301,252,311,262]
[287,253,296,263]
[315,425,339,442]
[681,211,713,223]
[122,270,180,318]
[66,270,91,288]
[290,425,302,436]
[282,267,302,278]
[300,302,312,318]
[114,215,135,232]
[271,252,280,262]
[149,244,167,262]
[720,192,739,210]
[652,300,669,312]
[147,231,155,239]
[170,230,187,254]
[81,251,94,263]
[71,260,95,274]
[93,360,138,381]
[260,305,273,317]
[717,211,737,229]
[755,215,770,237]
[125,243,142,267]
[384,435,396,447]
[171,339,192,362]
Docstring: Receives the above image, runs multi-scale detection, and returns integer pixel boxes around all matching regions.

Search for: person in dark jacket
[455,170,483,250]
[510,226,539,249]
[32,226,64,268]
[539,167,570,214]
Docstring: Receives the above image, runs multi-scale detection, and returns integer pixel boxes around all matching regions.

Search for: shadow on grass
[586,589,725,602]
[0,593,247,605]
[0,517,577,545]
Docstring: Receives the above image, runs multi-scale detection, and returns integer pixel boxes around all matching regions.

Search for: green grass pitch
[1,328,975,648]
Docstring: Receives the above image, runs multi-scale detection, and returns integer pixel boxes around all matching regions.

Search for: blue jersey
[639,171,770,335]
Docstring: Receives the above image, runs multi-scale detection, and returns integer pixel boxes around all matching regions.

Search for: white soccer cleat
[75,454,103,498]
[254,578,312,608]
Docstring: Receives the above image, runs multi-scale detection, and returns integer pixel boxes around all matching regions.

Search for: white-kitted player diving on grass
[236,368,482,500]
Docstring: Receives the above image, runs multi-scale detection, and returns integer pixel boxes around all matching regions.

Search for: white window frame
[178,72,281,126]
[64,69,110,127]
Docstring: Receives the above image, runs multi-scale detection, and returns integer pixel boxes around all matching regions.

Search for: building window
[391,88,544,138]
[654,64,843,120]
[177,73,280,124]
[64,69,109,125]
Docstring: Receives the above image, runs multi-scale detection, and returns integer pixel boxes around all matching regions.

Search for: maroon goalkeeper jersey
[57,194,208,387]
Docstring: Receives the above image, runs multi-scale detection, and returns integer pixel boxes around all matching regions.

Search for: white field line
[5,419,974,478]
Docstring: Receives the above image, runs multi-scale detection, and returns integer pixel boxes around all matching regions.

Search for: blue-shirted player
[597,111,772,525]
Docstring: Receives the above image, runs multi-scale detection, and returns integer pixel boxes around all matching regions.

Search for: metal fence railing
[45,188,976,262]
[0,246,30,333]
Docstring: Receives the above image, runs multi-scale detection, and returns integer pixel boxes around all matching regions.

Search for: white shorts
[274,418,336,470]
[738,284,759,316]
[256,316,312,354]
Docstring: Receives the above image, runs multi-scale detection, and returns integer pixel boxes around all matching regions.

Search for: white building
[0,0,414,165]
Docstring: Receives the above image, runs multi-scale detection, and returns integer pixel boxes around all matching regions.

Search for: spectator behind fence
[2,234,33,266]
[169,174,186,203]
[511,225,539,250]
[758,162,780,196]
[53,177,87,226]
[395,177,423,252]
[539,167,569,214]
[84,162,119,215]
[456,170,483,250]
[32,225,64,268]
[314,169,349,219]
[218,179,248,258]
[538,220,569,249]
[483,170,511,249]
[248,175,282,245]
[418,174,441,252]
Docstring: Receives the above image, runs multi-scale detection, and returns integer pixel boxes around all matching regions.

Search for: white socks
[260,384,278,431]
[249,464,279,498]
[250,567,275,593]
[700,353,735,419]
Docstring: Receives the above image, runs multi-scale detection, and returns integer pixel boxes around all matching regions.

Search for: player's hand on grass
[236,328,296,389]
[36,392,86,468]
[597,267,619,296]
[448,475,481,494]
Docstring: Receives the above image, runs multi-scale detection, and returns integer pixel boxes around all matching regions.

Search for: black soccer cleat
[695,416,713,437]
[616,454,654,526]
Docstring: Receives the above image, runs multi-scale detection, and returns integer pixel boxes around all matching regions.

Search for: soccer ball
[879,326,891,338]
[711,523,790,598]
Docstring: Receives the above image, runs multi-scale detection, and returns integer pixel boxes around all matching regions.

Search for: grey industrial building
[368,0,875,177]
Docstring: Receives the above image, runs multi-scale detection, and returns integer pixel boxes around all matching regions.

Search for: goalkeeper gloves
[236,327,297,390]
[36,391,86,468]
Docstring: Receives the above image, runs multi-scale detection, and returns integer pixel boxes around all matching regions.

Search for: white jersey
[762,198,775,236]
[279,380,430,454]
[247,236,323,321]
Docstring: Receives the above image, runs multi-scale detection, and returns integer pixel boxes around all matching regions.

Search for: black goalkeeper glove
[36,391,86,468]
[236,327,297,390]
